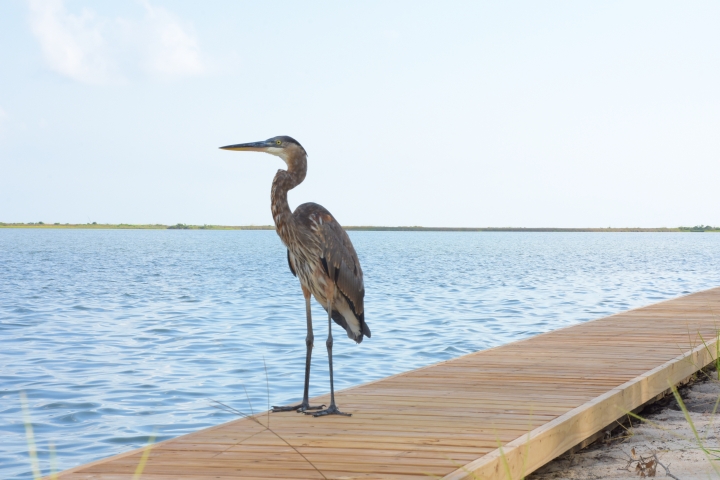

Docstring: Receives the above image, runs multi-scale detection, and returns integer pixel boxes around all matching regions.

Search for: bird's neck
[271,152,307,244]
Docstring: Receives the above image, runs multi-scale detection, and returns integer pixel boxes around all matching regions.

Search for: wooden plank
[442,326,720,479]
[48,287,720,480]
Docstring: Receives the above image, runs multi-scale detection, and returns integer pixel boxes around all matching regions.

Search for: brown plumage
[220,135,369,417]
[288,203,370,342]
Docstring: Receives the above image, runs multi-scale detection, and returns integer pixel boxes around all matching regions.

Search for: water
[1,230,719,479]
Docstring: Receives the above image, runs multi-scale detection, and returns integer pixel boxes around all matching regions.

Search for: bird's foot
[307,404,351,417]
[272,402,325,413]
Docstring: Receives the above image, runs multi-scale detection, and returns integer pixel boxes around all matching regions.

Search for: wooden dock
[53,287,720,480]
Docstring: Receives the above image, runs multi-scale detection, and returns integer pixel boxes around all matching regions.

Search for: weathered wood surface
[52,287,720,480]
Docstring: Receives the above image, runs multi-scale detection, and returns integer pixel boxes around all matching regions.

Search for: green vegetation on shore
[0,222,273,230]
[1,222,719,232]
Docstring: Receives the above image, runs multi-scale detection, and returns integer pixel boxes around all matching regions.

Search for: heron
[220,136,370,417]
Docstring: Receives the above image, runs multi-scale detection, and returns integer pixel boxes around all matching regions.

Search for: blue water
[1,230,719,479]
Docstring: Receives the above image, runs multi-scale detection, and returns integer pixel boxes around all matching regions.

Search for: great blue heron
[220,136,371,417]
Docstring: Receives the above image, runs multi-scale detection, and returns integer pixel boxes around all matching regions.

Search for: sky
[1,1,719,228]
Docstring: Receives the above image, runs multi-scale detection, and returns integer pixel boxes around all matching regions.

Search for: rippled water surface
[2,229,719,479]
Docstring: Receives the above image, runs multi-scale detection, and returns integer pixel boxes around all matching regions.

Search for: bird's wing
[286,249,297,277]
[317,219,365,319]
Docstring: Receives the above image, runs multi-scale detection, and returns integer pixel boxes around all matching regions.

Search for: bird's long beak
[219,140,271,152]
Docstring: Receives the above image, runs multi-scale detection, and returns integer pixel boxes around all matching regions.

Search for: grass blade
[131,430,157,480]
[49,441,58,480]
[20,391,42,480]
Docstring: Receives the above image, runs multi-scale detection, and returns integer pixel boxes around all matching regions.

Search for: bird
[220,136,370,417]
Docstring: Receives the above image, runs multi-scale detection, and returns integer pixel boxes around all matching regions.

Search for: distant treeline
[2,222,719,232]
[0,222,272,230]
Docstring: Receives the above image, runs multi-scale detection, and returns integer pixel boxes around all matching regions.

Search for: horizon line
[1,222,718,232]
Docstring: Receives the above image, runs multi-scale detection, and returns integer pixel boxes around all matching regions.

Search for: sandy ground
[528,371,720,480]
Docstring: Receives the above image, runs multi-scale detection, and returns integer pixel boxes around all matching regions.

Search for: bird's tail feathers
[361,321,371,339]
[331,309,369,344]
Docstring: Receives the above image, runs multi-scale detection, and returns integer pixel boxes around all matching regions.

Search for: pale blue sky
[1,1,719,227]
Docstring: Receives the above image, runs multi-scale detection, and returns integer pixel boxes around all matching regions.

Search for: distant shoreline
[1,223,718,232]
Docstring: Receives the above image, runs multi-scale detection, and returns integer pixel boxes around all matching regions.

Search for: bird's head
[220,136,306,166]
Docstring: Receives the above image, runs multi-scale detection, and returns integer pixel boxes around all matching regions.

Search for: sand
[529,371,720,480]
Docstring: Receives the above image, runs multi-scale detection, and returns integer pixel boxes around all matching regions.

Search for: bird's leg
[309,286,351,417]
[272,287,325,413]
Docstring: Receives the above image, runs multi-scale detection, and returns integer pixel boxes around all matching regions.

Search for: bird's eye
[276,140,282,145]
